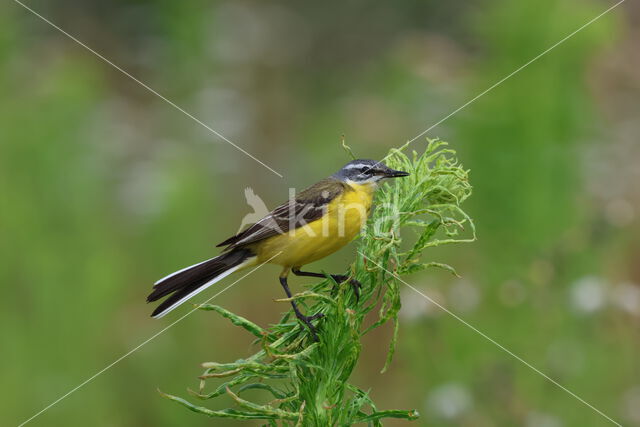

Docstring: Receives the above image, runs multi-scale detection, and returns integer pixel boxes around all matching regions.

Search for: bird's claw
[294,311,324,342]
[331,275,362,303]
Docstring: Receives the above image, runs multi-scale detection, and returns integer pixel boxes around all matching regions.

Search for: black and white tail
[147,248,256,318]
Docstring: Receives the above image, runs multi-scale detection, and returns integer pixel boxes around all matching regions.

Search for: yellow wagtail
[147,159,409,339]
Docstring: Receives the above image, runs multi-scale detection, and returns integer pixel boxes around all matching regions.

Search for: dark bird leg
[279,274,323,341]
[292,267,361,302]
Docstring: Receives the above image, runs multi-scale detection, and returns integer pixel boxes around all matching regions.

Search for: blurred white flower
[622,386,640,424]
[525,411,563,427]
[449,279,481,313]
[611,282,640,316]
[399,288,425,321]
[399,287,445,321]
[569,276,606,314]
[426,382,473,420]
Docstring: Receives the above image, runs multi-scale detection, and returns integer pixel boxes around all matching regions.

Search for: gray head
[333,159,410,184]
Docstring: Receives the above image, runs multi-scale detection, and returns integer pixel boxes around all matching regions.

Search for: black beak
[385,168,410,178]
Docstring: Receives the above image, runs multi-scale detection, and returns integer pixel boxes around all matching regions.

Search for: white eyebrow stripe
[344,163,371,170]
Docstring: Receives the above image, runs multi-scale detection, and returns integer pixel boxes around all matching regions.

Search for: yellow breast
[255,182,376,267]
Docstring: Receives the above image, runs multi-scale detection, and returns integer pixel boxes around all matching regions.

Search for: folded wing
[216,178,348,250]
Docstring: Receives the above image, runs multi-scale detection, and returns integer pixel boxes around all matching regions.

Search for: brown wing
[217,178,349,250]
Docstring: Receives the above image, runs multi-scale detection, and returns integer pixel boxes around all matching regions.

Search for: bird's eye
[359,167,369,174]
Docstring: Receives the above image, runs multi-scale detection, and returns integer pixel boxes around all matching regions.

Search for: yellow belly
[254,183,375,268]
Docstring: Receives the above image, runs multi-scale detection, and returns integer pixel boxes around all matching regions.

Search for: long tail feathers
[148,249,256,318]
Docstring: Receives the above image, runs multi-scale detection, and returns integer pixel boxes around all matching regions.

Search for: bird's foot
[331,275,362,302]
[293,310,324,342]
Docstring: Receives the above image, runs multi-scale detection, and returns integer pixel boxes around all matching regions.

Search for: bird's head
[333,159,410,186]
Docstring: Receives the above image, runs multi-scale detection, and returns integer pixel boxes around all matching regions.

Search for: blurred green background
[2,0,638,426]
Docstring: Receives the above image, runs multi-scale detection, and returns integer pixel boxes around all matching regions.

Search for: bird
[147,159,409,340]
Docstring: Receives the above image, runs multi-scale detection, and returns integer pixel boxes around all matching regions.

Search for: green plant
[160,139,475,425]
